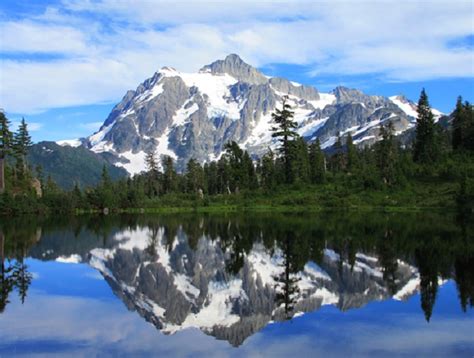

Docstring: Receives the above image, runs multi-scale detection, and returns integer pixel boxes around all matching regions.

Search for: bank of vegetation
[0,90,473,215]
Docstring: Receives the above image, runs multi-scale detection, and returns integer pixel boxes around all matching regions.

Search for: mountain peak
[199,54,268,84]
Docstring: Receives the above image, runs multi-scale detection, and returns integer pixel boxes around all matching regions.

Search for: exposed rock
[31,178,42,197]
[66,54,443,175]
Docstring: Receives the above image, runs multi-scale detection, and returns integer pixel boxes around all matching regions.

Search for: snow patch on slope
[310,92,336,110]
[173,102,199,127]
[136,83,164,103]
[390,96,418,118]
[56,139,81,148]
[115,150,147,175]
[162,69,241,120]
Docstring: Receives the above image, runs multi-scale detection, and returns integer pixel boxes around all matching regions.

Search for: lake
[0,212,473,357]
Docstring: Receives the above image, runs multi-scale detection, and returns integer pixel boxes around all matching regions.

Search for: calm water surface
[0,212,473,357]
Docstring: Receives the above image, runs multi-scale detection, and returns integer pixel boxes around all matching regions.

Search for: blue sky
[0,0,473,142]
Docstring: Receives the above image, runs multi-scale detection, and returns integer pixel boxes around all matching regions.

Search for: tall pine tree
[375,121,398,185]
[346,133,358,173]
[331,133,346,172]
[271,96,298,184]
[162,156,177,193]
[452,96,465,151]
[413,89,438,163]
[452,96,474,152]
[259,149,276,190]
[309,139,325,184]
[0,112,12,194]
[186,158,205,193]
[13,118,33,176]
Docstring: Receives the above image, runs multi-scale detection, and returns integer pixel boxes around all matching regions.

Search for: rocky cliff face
[84,226,420,346]
[62,54,440,175]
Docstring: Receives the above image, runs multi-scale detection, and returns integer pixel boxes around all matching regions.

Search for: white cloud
[79,121,103,131]
[10,120,43,132]
[0,20,89,54]
[0,0,472,113]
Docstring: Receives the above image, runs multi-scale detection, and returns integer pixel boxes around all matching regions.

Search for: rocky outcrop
[200,54,268,85]
[65,54,441,175]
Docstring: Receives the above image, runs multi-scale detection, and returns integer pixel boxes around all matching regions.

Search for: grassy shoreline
[1,180,468,217]
[74,204,454,215]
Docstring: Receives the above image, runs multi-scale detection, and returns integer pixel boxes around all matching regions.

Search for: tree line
[0,89,473,214]
[0,115,33,196]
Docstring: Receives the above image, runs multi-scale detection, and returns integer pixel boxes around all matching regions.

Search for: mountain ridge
[57,54,443,175]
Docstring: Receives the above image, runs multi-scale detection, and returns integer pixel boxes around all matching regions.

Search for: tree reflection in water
[0,211,472,331]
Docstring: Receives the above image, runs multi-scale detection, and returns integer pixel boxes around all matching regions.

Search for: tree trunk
[0,157,4,194]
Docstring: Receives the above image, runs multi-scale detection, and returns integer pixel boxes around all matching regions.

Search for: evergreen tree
[101,164,111,188]
[0,111,12,194]
[145,149,161,197]
[243,151,258,190]
[224,141,246,192]
[217,156,231,194]
[93,165,116,209]
[309,139,326,184]
[331,133,346,172]
[186,158,205,194]
[464,102,474,151]
[375,121,398,185]
[271,96,298,183]
[145,148,159,173]
[204,162,219,195]
[43,175,60,195]
[452,97,474,152]
[413,89,438,163]
[452,96,465,151]
[13,118,33,176]
[71,182,85,208]
[346,133,358,173]
[162,156,177,193]
[290,137,310,183]
[259,149,276,190]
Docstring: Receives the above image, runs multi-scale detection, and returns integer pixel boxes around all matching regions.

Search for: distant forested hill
[28,141,127,189]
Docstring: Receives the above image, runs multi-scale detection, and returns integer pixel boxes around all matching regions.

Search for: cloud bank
[0,0,472,113]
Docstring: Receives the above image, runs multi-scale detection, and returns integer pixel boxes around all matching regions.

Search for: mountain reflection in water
[0,212,473,351]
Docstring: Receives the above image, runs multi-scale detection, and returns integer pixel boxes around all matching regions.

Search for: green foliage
[259,149,276,190]
[331,133,346,172]
[289,137,310,184]
[1,94,474,216]
[452,97,474,152]
[375,121,398,186]
[0,112,13,159]
[413,89,440,163]
[271,96,299,183]
[162,155,177,194]
[224,141,257,192]
[27,141,127,189]
[346,133,358,173]
[309,139,325,184]
[186,158,205,193]
[0,111,13,194]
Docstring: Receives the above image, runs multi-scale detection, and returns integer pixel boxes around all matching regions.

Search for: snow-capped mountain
[60,54,442,175]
